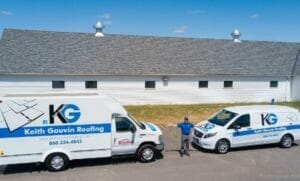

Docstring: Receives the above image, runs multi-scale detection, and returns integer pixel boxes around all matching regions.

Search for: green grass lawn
[125,102,300,125]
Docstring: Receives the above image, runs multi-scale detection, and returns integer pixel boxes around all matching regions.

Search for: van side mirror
[232,125,241,130]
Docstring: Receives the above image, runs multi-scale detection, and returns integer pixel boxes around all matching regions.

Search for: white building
[0,27,299,105]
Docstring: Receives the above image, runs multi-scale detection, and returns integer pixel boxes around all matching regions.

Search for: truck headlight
[159,135,163,143]
[204,132,217,139]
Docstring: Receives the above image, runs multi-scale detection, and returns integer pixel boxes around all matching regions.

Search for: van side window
[228,114,250,129]
[115,117,136,132]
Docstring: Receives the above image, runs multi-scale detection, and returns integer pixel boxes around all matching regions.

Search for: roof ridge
[3,28,300,44]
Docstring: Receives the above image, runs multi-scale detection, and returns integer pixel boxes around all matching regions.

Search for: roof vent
[231,29,241,43]
[94,21,104,37]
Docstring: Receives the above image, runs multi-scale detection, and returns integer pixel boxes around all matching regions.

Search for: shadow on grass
[0,153,164,175]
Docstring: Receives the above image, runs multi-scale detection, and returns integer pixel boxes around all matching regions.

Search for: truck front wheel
[45,153,69,172]
[137,144,156,163]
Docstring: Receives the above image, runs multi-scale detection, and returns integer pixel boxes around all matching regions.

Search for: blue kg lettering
[49,104,81,124]
[261,113,278,126]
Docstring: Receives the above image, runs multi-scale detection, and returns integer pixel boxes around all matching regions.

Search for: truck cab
[111,113,164,162]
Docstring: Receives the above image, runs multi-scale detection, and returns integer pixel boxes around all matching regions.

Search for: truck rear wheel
[280,134,293,148]
[45,153,69,172]
[137,144,156,163]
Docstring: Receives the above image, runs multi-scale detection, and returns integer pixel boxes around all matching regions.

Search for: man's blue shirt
[177,122,194,135]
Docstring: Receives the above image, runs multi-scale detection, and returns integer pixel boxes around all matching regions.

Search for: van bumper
[155,143,164,152]
[192,136,215,150]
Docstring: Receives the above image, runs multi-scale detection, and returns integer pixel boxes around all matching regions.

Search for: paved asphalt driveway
[1,126,300,181]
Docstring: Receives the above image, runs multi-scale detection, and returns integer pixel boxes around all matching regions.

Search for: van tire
[280,134,293,148]
[45,153,69,172]
[137,144,156,163]
[215,139,230,154]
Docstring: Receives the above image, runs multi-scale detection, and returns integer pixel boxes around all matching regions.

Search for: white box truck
[192,105,300,154]
[0,92,164,171]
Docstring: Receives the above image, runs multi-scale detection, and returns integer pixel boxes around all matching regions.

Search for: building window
[270,81,278,88]
[85,81,97,89]
[52,81,65,89]
[145,81,156,89]
[224,81,233,88]
[199,81,208,88]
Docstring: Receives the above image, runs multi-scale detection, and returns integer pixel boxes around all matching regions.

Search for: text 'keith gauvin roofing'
[0,28,299,76]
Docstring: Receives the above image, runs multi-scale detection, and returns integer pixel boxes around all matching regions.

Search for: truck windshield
[128,114,146,129]
[208,109,238,126]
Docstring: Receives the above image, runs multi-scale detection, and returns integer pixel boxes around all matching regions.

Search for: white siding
[0,75,291,105]
[292,76,300,101]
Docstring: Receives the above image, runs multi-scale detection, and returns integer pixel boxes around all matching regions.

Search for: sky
[0,0,300,42]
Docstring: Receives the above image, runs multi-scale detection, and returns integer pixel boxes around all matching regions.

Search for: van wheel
[45,153,69,172]
[280,134,293,148]
[215,139,230,154]
[137,144,156,163]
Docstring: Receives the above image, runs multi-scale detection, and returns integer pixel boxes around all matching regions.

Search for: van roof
[0,92,127,115]
[225,105,299,114]
[1,92,100,97]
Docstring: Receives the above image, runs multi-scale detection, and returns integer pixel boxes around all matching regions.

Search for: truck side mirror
[129,125,136,133]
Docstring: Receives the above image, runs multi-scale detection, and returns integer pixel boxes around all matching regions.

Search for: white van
[192,105,300,154]
[0,92,164,171]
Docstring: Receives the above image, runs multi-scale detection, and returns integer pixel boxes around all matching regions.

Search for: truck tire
[45,153,69,172]
[215,139,230,154]
[280,134,293,148]
[137,144,156,163]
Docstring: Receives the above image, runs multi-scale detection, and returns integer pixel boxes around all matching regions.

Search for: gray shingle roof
[0,28,300,76]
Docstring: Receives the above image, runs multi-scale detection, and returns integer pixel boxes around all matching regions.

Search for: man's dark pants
[181,134,190,154]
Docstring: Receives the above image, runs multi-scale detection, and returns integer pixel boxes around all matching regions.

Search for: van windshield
[208,109,238,126]
[128,114,146,129]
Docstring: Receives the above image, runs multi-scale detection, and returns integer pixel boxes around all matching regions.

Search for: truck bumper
[155,143,164,152]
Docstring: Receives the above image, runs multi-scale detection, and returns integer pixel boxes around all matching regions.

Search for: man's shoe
[186,152,190,156]
[180,150,184,157]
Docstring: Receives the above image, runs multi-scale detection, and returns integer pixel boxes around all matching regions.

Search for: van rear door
[257,112,290,144]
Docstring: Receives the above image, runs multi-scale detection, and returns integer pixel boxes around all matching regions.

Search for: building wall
[292,76,300,101]
[0,75,291,105]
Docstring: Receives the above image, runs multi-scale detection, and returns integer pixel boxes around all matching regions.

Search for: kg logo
[261,113,278,126]
[49,104,81,124]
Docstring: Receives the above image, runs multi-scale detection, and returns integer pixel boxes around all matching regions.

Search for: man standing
[177,116,194,156]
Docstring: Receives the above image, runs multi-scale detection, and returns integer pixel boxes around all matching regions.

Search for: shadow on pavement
[191,142,299,153]
[0,153,164,175]
[230,142,299,152]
